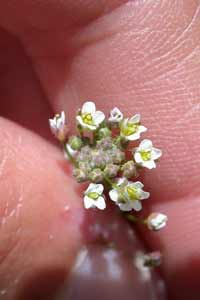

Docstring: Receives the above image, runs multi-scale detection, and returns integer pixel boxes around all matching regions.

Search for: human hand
[0,1,200,299]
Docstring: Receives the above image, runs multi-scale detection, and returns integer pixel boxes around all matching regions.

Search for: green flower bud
[89,168,104,183]
[97,127,111,139]
[121,161,138,178]
[73,168,88,183]
[69,136,83,150]
[104,164,119,178]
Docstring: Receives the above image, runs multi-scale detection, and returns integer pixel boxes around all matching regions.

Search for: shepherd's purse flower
[49,111,67,141]
[120,114,147,141]
[109,178,149,212]
[134,139,162,169]
[108,107,123,123]
[76,101,105,131]
[84,183,106,210]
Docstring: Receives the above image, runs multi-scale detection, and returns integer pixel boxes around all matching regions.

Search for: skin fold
[0,0,200,299]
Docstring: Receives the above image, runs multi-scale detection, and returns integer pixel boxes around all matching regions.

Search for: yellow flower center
[140,150,151,161]
[88,192,99,200]
[121,123,138,136]
[82,113,94,125]
[126,186,139,200]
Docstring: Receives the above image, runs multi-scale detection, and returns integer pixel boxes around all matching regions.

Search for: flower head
[134,139,162,169]
[147,213,168,231]
[108,107,123,123]
[49,111,67,141]
[120,114,147,141]
[84,183,106,210]
[109,178,149,212]
[76,101,105,131]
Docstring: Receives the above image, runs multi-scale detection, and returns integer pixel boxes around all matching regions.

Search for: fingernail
[56,209,167,300]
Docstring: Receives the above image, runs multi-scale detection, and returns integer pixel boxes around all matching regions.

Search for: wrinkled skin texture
[0,0,200,299]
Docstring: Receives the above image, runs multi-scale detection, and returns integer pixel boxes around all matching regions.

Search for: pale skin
[0,0,200,299]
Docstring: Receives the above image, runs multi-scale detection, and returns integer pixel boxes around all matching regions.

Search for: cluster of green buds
[49,101,168,232]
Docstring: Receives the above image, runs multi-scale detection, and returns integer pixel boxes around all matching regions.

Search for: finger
[0,117,84,299]
[0,28,53,141]
[17,0,200,298]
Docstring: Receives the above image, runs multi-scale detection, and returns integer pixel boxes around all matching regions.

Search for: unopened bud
[147,213,168,231]
[89,168,104,183]
[112,150,125,164]
[69,136,83,150]
[121,161,138,178]
[97,127,111,139]
[104,164,119,178]
[73,168,88,183]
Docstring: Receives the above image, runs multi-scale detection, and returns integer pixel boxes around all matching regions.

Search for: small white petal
[132,181,144,189]
[138,125,147,134]
[61,111,65,121]
[92,111,105,125]
[129,114,140,124]
[49,119,57,130]
[151,148,162,160]
[139,139,153,151]
[84,196,94,209]
[125,132,141,141]
[132,200,142,211]
[76,115,96,130]
[92,183,104,195]
[95,196,106,210]
[134,152,143,163]
[82,101,96,114]
[85,183,96,194]
[118,202,132,212]
[109,189,119,202]
[140,191,150,200]
[143,160,156,169]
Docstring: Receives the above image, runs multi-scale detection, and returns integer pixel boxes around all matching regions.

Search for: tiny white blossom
[134,139,162,169]
[120,114,147,141]
[84,183,106,210]
[76,101,105,131]
[108,107,123,123]
[109,178,149,212]
[147,213,168,231]
[49,111,67,141]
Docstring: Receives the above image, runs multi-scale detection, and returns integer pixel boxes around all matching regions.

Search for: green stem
[63,143,77,167]
[104,175,117,189]
[77,125,84,138]
[124,213,146,225]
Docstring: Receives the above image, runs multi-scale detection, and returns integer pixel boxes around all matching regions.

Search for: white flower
[147,213,168,231]
[76,101,105,131]
[84,183,106,210]
[109,178,149,212]
[120,114,147,141]
[49,111,67,141]
[134,139,162,169]
[108,107,123,123]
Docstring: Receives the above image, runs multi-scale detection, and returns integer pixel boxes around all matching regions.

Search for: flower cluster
[49,101,167,231]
